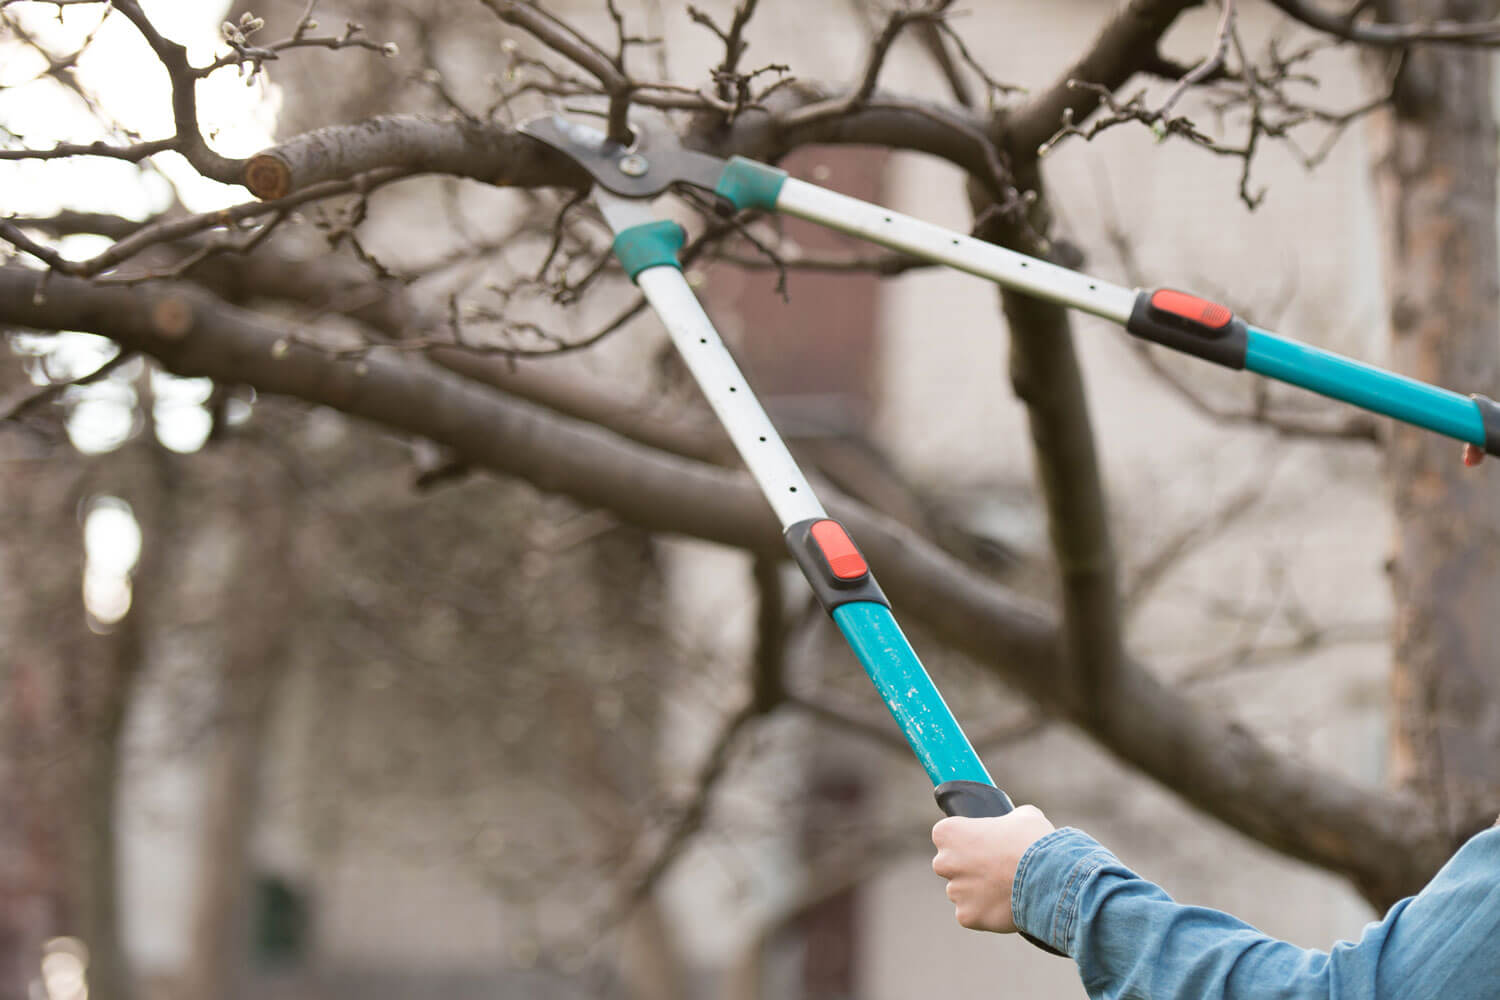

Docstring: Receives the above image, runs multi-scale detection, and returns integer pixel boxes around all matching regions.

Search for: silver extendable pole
[774,178,1138,325]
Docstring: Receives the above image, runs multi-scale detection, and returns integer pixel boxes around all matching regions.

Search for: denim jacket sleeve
[1011,825,1500,1000]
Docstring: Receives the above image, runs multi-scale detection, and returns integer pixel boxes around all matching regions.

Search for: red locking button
[809,520,868,581]
[1150,289,1233,330]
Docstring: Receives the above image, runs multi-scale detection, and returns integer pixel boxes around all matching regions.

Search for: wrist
[1010,827,1115,954]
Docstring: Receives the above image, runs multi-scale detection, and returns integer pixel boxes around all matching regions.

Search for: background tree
[3,0,1499,998]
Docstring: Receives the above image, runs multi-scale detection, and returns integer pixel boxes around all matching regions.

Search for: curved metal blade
[519,113,727,200]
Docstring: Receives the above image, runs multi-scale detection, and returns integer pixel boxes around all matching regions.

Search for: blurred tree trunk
[75,440,167,1000]
[0,355,81,1000]
[180,442,297,1000]
[1369,0,1500,852]
[0,374,165,1000]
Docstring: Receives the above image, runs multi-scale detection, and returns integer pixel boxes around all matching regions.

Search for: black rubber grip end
[934,779,1014,817]
[1472,394,1500,457]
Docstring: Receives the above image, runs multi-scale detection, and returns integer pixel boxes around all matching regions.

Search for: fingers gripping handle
[934,780,1065,956]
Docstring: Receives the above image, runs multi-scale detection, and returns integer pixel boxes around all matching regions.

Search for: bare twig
[1,169,409,277]
[1156,0,1237,121]
[1038,8,1402,208]
[0,348,134,423]
[612,556,787,912]
[1178,619,1388,683]
[481,0,635,143]
[1009,0,1201,159]
[915,17,974,108]
[1095,201,1383,444]
[1122,479,1271,616]
[0,137,175,164]
[105,0,245,183]
[716,245,931,277]
[198,11,395,78]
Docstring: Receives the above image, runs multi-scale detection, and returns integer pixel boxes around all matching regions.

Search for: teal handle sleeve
[831,601,995,787]
[1246,328,1488,447]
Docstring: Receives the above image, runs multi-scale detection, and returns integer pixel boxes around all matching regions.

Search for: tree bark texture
[1369,0,1500,843]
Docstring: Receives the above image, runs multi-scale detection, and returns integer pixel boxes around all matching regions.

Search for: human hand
[931,805,1055,933]
[1463,443,1485,467]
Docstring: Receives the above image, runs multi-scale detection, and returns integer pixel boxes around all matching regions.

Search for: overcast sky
[3,0,284,621]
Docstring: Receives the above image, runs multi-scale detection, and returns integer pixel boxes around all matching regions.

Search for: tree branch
[239,89,1004,201]
[4,169,409,276]
[1267,0,1500,45]
[242,116,585,200]
[0,348,134,423]
[106,0,245,183]
[1155,0,1236,123]
[614,556,786,911]
[480,0,635,143]
[1008,0,1205,160]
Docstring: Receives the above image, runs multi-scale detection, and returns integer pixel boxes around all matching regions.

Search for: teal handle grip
[831,601,994,786]
[1245,328,1488,447]
[714,156,787,213]
[612,220,686,281]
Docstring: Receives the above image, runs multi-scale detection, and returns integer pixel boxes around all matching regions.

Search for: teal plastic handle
[1245,327,1488,446]
[831,601,993,786]
[714,156,788,213]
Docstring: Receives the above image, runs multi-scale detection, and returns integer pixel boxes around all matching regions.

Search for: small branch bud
[150,296,193,340]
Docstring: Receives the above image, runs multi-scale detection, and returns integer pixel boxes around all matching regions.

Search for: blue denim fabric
[1012,826,1500,999]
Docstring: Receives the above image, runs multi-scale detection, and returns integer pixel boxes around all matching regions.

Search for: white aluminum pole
[774,177,1138,325]
[597,193,828,529]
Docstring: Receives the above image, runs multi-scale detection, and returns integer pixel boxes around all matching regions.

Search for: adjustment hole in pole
[1088,284,1096,291]
[883,216,892,223]
[758,436,767,442]
[729,386,737,392]
[951,238,959,245]
[1020,261,1028,268]
[699,337,708,344]
[789,486,798,493]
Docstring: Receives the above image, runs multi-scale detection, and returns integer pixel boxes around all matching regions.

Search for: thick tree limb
[970,167,1129,806]
[242,93,1001,200]
[243,116,587,200]
[0,263,1454,903]
[1267,0,1500,45]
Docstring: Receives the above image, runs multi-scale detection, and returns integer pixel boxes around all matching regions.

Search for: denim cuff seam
[1011,827,1074,937]
[1053,853,1106,951]
[1012,828,1096,953]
